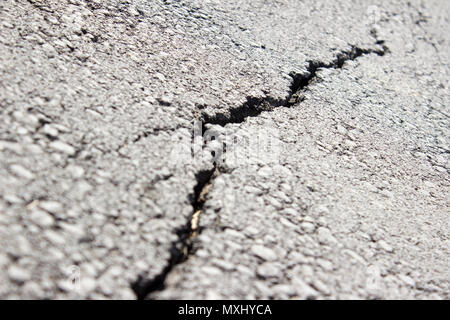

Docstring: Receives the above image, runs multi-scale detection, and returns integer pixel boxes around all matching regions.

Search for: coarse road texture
[0,0,448,299]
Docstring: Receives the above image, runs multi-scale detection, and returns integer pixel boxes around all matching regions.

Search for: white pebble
[10,164,35,179]
[42,124,59,137]
[44,230,66,245]
[378,240,393,252]
[317,227,337,245]
[49,141,76,155]
[8,265,31,283]
[251,245,277,261]
[29,209,55,227]
[39,201,63,214]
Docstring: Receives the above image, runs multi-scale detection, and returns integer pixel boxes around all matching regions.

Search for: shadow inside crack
[131,168,216,300]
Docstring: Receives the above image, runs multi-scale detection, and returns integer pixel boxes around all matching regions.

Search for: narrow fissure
[131,41,389,299]
[131,167,217,299]
[202,44,388,126]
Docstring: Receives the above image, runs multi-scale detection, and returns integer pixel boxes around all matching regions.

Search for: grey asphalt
[0,0,448,299]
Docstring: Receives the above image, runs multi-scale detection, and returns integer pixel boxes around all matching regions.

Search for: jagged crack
[131,167,217,299]
[130,41,388,299]
[203,44,388,126]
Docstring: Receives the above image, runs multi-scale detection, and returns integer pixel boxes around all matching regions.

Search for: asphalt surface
[0,0,448,299]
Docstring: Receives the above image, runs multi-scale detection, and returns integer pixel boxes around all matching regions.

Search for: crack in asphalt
[131,41,389,299]
[202,44,388,126]
[131,167,217,299]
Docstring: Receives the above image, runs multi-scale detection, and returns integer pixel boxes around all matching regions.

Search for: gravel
[0,0,448,300]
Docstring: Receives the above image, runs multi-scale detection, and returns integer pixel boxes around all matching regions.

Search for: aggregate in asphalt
[0,0,448,299]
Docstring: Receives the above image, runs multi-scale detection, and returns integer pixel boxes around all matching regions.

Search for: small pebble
[39,201,63,214]
[10,164,35,179]
[378,240,393,252]
[49,141,76,155]
[251,245,277,261]
[8,265,31,283]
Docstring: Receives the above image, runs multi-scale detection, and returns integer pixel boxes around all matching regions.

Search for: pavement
[0,0,448,299]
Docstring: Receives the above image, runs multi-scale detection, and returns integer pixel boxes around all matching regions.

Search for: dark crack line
[130,41,389,299]
[202,44,388,126]
[131,167,217,299]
